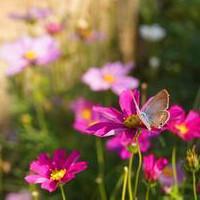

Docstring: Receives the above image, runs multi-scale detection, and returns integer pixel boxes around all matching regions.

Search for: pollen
[103,74,115,83]
[175,123,188,134]
[123,114,141,129]
[50,169,66,181]
[24,50,37,60]
[81,109,92,120]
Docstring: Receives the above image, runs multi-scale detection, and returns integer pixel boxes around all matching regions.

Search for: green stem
[96,138,107,200]
[60,185,67,200]
[0,146,3,194]
[122,166,128,200]
[145,184,150,200]
[133,138,142,199]
[192,171,197,200]
[35,105,48,134]
[172,146,178,190]
[128,152,134,200]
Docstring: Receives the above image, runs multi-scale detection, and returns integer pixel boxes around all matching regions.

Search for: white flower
[140,24,166,42]
[149,56,160,69]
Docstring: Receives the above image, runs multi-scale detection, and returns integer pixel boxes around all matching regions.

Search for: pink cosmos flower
[25,149,88,192]
[9,7,51,23]
[167,105,200,141]
[159,162,185,194]
[143,154,168,182]
[45,22,64,35]
[70,98,100,133]
[106,130,152,160]
[5,190,31,200]
[82,62,139,95]
[87,89,159,137]
[0,35,60,76]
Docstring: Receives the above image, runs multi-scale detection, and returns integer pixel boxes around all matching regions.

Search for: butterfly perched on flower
[132,89,170,130]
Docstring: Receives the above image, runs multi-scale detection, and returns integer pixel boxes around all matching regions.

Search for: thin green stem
[0,146,3,194]
[35,105,48,134]
[122,166,128,200]
[192,171,197,200]
[128,152,134,200]
[172,146,178,190]
[133,138,142,199]
[145,184,150,200]
[60,185,67,200]
[96,138,107,200]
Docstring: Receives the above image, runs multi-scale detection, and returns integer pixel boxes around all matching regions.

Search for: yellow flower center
[103,74,115,83]
[81,109,92,120]
[123,114,141,129]
[24,51,37,60]
[175,123,188,134]
[50,169,66,181]
[162,166,173,178]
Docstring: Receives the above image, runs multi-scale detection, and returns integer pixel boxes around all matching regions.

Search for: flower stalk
[60,185,67,200]
[96,138,107,200]
[128,152,134,200]
[192,171,197,200]
[145,184,150,200]
[122,166,128,200]
[172,146,178,191]
[133,130,142,199]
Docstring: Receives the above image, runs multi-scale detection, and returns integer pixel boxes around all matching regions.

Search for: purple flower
[5,190,31,200]
[167,105,200,141]
[9,7,51,23]
[25,149,88,192]
[87,89,159,137]
[0,35,60,76]
[82,62,139,95]
[159,162,185,194]
[70,98,100,133]
[106,130,151,160]
[143,154,168,182]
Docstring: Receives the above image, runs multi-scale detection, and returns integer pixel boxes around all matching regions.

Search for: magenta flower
[25,149,88,192]
[9,7,51,23]
[167,105,200,141]
[106,130,152,160]
[87,89,159,137]
[143,154,168,182]
[5,190,31,200]
[82,62,139,95]
[45,22,64,35]
[0,35,60,76]
[159,162,185,194]
[70,98,100,133]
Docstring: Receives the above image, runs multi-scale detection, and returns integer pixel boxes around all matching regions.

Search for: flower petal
[41,180,58,192]
[64,151,80,168]
[87,122,125,137]
[53,149,67,169]
[119,89,140,117]
[93,106,123,123]
[25,175,48,184]
[30,161,50,177]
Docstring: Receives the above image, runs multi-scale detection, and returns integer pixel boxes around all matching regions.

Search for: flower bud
[185,146,200,172]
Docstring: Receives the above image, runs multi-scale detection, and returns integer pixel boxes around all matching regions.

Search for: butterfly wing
[140,89,170,130]
[141,89,169,114]
[149,110,170,129]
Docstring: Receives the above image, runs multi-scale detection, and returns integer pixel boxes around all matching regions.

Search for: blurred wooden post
[117,0,139,62]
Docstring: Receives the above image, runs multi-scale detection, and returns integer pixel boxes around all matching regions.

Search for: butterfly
[132,89,170,130]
